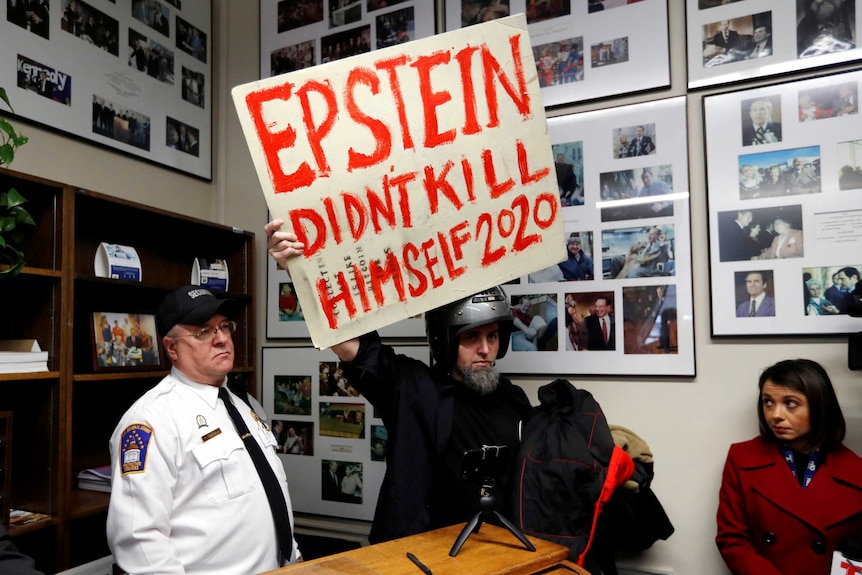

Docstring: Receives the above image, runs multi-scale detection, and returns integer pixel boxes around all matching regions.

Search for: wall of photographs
[443,0,670,107]
[705,69,862,336]
[258,0,436,80]
[687,0,862,88]
[255,0,862,534]
[1,0,212,179]
[495,96,695,376]
[261,345,428,521]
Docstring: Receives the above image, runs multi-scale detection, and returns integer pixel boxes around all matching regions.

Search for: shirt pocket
[192,432,256,503]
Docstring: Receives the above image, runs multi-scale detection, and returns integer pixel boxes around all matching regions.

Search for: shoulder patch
[120,423,153,475]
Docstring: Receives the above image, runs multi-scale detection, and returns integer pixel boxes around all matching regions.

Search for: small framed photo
[91,312,163,371]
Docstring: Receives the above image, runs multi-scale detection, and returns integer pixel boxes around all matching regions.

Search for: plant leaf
[0,215,14,234]
[5,188,27,209]
[0,87,11,111]
[0,142,13,166]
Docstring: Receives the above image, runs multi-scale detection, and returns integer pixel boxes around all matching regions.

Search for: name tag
[201,428,222,442]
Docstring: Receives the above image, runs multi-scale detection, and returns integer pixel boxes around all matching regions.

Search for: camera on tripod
[449,445,535,557]
[460,445,510,482]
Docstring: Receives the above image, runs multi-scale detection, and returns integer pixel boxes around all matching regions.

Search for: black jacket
[346,332,530,543]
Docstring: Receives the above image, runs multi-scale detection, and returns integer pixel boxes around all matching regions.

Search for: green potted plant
[0,87,34,279]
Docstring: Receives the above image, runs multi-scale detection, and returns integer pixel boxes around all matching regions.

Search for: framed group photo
[261,345,428,520]
[91,311,163,371]
[686,0,862,89]
[259,0,437,80]
[704,69,862,336]
[443,0,670,108]
[2,0,213,178]
[495,95,695,376]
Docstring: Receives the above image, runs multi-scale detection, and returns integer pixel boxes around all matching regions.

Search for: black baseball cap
[157,285,242,335]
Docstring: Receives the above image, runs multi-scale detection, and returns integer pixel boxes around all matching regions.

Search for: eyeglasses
[177,320,237,342]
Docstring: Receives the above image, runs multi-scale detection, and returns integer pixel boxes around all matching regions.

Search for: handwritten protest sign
[232,14,565,349]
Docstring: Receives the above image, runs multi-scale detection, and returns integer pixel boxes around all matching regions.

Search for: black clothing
[346,332,531,543]
[0,524,44,575]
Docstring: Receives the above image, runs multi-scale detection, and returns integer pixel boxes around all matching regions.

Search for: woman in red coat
[716,359,862,575]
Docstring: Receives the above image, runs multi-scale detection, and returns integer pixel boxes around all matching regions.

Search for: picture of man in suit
[718,209,760,262]
[710,20,741,51]
[735,271,776,317]
[585,295,615,350]
[745,24,773,59]
[627,125,655,156]
[322,460,341,501]
[742,97,782,146]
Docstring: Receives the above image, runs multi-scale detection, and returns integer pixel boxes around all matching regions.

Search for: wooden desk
[264,523,586,575]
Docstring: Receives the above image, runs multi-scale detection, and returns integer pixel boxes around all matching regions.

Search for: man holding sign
[266,222,531,544]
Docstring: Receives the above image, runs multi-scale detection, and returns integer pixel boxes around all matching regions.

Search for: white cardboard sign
[233,14,565,349]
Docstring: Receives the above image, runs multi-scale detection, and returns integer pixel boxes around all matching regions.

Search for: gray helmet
[425,286,513,367]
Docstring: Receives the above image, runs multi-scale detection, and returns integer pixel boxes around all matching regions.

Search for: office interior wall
[5,2,861,574]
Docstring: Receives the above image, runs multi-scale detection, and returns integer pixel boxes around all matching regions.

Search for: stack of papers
[77,465,113,493]
[0,340,48,374]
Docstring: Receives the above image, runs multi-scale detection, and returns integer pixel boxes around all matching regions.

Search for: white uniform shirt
[107,368,300,574]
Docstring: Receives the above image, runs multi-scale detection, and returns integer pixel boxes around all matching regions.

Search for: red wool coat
[716,437,862,575]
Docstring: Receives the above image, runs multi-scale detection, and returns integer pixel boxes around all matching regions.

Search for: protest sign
[232,14,566,349]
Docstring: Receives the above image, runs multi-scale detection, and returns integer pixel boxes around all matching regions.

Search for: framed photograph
[261,345,428,520]
[91,311,163,371]
[259,0,437,79]
[265,214,427,339]
[686,0,862,89]
[704,69,862,336]
[495,96,695,376]
[1,0,213,179]
[443,0,670,107]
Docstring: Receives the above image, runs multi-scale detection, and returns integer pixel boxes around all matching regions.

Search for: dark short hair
[757,359,845,451]
[840,266,860,281]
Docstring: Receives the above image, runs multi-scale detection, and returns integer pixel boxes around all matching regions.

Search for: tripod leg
[493,510,537,552]
[449,512,482,557]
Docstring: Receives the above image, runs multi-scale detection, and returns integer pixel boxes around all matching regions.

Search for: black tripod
[448,476,536,557]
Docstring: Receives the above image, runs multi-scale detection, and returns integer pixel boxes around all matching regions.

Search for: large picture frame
[686,0,862,89]
[443,0,670,108]
[91,311,163,371]
[258,0,437,80]
[704,69,862,336]
[265,214,426,339]
[261,345,428,521]
[495,96,695,376]
[1,0,213,179]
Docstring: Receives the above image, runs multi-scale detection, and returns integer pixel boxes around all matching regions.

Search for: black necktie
[218,387,293,563]
[749,300,757,317]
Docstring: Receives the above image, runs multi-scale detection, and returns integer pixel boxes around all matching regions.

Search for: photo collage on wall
[705,68,862,336]
[2,0,212,178]
[686,0,862,88]
[443,0,670,107]
[495,96,695,376]
[259,0,437,79]
[262,345,428,521]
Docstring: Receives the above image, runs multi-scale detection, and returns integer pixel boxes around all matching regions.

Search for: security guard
[107,286,301,574]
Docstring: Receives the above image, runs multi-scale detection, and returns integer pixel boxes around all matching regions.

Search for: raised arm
[265,219,360,361]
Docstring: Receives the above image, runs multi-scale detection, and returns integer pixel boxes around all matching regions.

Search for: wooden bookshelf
[0,168,256,573]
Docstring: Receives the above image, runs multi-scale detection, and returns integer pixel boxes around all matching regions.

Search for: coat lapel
[741,441,862,532]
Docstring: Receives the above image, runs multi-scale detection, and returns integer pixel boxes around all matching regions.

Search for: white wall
[5,2,861,574]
